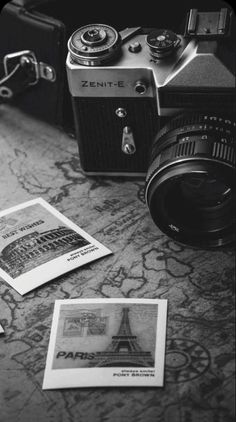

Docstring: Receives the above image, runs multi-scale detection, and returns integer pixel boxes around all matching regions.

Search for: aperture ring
[153,114,235,146]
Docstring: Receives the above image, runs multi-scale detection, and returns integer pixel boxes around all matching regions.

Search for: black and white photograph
[0,200,90,278]
[0,0,235,420]
[0,198,112,294]
[43,298,167,388]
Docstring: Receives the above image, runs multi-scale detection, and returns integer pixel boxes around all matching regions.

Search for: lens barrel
[145,113,235,248]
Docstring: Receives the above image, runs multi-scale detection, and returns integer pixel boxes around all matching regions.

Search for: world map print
[0,105,235,422]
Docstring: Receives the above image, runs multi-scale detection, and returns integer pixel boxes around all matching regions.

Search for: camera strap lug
[121,126,136,155]
[0,50,56,101]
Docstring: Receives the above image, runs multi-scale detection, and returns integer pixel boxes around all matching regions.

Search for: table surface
[0,105,235,422]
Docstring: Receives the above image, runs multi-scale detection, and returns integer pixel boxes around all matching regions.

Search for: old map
[0,105,235,422]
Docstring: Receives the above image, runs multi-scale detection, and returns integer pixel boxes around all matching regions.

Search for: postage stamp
[43,298,168,388]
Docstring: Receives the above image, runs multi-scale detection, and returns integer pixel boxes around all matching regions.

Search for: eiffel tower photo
[91,307,154,367]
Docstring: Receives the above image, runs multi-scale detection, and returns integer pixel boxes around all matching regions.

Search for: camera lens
[179,176,230,207]
[145,113,235,248]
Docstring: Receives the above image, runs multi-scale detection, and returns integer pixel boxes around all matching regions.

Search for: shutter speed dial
[146,29,180,58]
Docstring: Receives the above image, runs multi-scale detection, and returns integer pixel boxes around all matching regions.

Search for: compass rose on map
[165,338,210,383]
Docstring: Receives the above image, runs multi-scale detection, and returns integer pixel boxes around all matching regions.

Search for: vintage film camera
[66,8,235,249]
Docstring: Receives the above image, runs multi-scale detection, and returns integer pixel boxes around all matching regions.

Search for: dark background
[0,0,235,47]
[0,0,235,129]
[3,0,234,32]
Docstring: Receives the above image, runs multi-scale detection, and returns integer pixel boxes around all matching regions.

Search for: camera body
[66,8,235,176]
[66,9,235,248]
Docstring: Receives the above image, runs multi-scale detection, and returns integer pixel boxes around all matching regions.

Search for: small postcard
[43,298,168,389]
[0,323,4,334]
[0,198,112,295]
